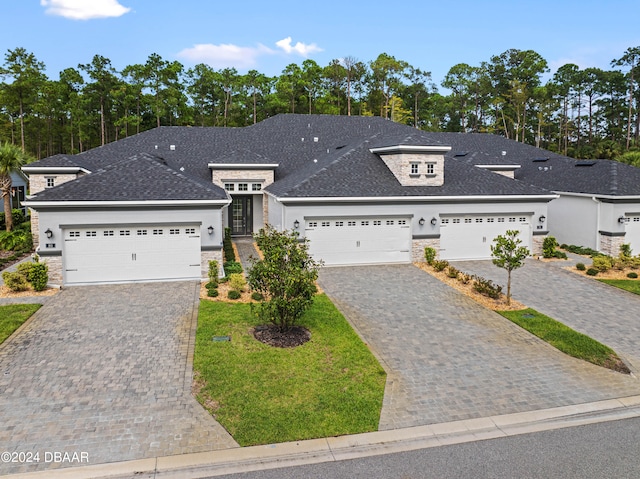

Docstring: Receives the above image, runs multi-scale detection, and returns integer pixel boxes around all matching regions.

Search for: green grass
[598,279,640,295]
[0,304,41,344]
[194,294,386,446]
[497,308,626,372]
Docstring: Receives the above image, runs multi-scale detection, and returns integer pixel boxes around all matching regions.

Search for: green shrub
[2,271,29,292]
[29,261,48,291]
[0,229,32,251]
[542,236,559,258]
[432,259,449,272]
[424,247,437,265]
[586,268,598,276]
[229,273,246,292]
[553,250,568,259]
[227,290,241,300]
[472,276,503,299]
[251,291,264,301]
[218,276,229,283]
[563,244,600,257]
[205,280,218,289]
[208,260,219,282]
[620,243,633,258]
[446,266,459,279]
[458,273,472,284]
[576,263,586,271]
[591,256,613,272]
[627,272,638,279]
[207,288,219,298]
[16,261,34,280]
[223,261,243,275]
[223,227,236,263]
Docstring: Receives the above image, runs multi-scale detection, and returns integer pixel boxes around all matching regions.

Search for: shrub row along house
[21,114,640,286]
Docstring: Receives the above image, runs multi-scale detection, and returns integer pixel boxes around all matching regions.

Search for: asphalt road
[210,417,640,479]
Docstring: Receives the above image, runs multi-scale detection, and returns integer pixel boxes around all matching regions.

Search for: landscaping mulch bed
[0,285,59,299]
[414,262,526,311]
[252,324,311,348]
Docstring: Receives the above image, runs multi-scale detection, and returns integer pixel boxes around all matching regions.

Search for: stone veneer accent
[379,152,445,186]
[42,255,63,286]
[211,169,275,188]
[412,237,441,262]
[201,249,223,279]
[599,232,626,257]
[28,173,79,248]
[531,233,546,256]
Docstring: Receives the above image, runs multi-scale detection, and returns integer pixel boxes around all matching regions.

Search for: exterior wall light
[207,226,214,235]
[294,220,300,229]
[418,217,425,226]
[45,228,53,239]
[538,215,546,223]
[618,216,629,224]
[430,217,437,225]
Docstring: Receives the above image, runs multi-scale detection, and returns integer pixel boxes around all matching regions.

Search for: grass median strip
[0,304,41,345]
[598,279,640,295]
[194,294,386,446]
[497,308,629,373]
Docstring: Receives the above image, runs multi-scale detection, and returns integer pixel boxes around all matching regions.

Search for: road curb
[7,395,640,479]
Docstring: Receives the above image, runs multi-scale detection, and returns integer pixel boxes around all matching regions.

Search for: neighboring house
[23,114,595,286]
[9,170,28,215]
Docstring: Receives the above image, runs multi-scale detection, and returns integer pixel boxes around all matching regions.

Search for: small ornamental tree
[491,230,530,305]
[248,225,322,332]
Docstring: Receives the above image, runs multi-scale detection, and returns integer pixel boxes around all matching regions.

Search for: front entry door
[230,196,252,236]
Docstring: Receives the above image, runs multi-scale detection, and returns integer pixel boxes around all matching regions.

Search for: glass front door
[230,196,252,236]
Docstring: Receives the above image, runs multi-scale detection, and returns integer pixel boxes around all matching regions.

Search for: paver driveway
[0,282,237,475]
[318,265,640,431]
[455,257,640,371]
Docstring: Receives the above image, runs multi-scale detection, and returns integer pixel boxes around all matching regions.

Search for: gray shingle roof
[28,153,228,202]
[26,114,640,201]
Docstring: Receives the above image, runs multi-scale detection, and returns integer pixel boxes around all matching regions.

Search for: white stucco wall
[547,195,599,249]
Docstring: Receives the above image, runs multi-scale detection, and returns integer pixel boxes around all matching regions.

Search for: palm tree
[0,142,30,231]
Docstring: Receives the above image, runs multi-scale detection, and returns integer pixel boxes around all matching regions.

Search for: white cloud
[275,37,323,57]
[40,0,131,20]
[177,43,274,69]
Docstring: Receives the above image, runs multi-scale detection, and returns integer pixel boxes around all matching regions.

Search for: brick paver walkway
[0,281,237,475]
[319,265,640,431]
[454,258,640,371]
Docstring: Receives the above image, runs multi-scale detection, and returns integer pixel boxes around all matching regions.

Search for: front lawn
[598,279,640,295]
[193,294,386,446]
[497,308,629,373]
[0,304,41,344]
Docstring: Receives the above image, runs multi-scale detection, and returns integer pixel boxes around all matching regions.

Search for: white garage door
[440,215,532,261]
[63,225,201,284]
[626,216,640,255]
[305,217,411,266]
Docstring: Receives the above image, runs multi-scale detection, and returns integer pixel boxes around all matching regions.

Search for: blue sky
[3,0,640,87]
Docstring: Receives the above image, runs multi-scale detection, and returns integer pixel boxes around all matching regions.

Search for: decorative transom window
[85,231,97,237]
[634,217,640,222]
[321,221,330,227]
[308,221,318,227]
[464,218,472,223]
[137,229,148,236]
[238,183,248,191]
[386,220,394,225]
[426,163,435,175]
[442,218,450,224]
[348,221,356,226]
[335,221,344,227]
[119,230,130,236]
[153,229,163,235]
[398,219,407,225]
[46,177,55,188]
[497,218,505,222]
[487,218,494,223]
[185,228,196,234]
[410,163,419,175]
[252,183,262,191]
[509,217,516,222]
[475,218,483,223]
[519,217,527,222]
[170,229,180,235]
[69,231,80,237]
[225,184,234,191]
[453,218,460,224]
[103,230,114,236]
[373,220,382,226]
[361,220,369,226]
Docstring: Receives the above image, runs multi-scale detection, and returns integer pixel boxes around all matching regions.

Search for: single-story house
[23,113,636,286]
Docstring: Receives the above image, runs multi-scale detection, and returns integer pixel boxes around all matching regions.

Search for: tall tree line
[1,46,639,163]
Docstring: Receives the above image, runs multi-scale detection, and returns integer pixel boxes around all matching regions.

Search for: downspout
[592,196,601,251]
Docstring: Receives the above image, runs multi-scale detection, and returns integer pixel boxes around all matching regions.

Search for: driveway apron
[319,265,640,431]
[0,281,237,475]
[454,258,640,371]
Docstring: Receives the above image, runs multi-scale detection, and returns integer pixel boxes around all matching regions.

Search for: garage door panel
[627,216,640,255]
[63,225,201,284]
[305,218,411,266]
[440,215,531,261]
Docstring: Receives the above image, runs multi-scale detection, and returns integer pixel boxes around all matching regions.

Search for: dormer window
[426,163,435,175]
[369,144,451,187]
[410,163,419,175]
[46,177,55,188]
